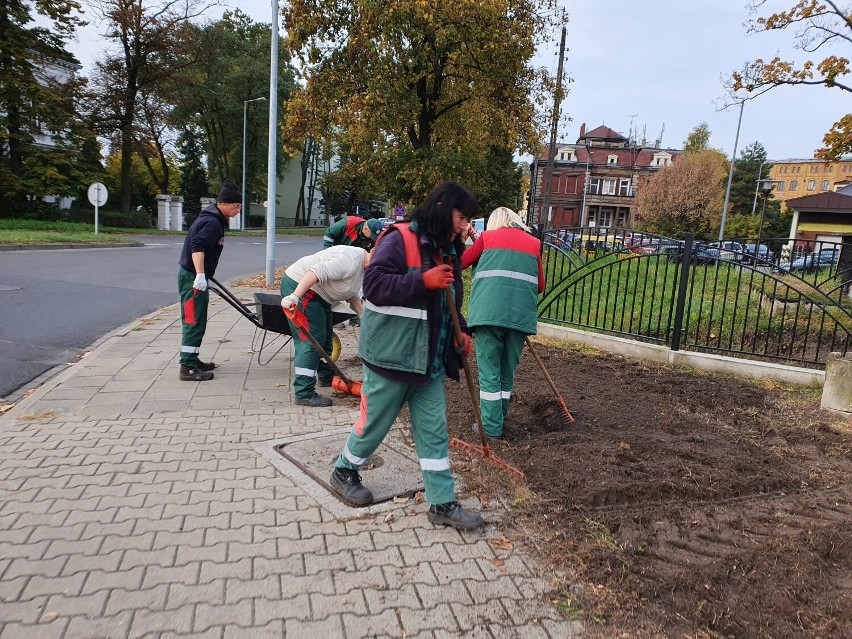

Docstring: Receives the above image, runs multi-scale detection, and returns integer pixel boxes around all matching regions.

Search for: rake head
[558,397,575,424]
[450,437,525,478]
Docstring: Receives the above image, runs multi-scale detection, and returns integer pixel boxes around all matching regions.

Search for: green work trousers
[281,275,334,399]
[475,325,526,438]
[335,366,455,505]
[178,267,208,367]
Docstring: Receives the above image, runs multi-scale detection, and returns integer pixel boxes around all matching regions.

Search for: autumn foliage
[634,150,728,239]
[729,1,851,159]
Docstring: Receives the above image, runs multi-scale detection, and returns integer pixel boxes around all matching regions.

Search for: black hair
[410,181,479,251]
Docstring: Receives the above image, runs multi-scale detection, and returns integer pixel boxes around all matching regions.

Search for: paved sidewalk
[0,287,582,639]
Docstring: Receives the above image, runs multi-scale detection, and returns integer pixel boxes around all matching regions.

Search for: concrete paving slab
[259,428,424,510]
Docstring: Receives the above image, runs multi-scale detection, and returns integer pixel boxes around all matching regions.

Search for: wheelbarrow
[208,277,355,365]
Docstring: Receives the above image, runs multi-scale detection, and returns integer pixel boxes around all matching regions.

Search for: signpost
[87,182,108,234]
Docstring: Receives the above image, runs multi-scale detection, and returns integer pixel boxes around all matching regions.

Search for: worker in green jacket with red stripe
[323,215,384,250]
[329,182,484,531]
[461,207,545,442]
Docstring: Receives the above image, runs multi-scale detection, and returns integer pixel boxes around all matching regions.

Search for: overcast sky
[65,0,849,161]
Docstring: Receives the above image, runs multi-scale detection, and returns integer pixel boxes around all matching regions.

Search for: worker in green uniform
[280,245,370,407]
[176,179,242,381]
[329,181,484,531]
[323,215,384,250]
[461,207,545,441]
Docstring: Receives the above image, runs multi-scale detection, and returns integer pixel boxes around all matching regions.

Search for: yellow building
[768,157,852,208]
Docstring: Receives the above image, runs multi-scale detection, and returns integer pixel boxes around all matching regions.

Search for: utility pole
[539,26,566,231]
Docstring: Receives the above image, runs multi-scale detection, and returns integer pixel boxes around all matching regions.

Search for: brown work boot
[427,501,484,530]
[179,366,214,381]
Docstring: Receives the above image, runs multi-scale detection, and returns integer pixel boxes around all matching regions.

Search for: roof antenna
[655,123,665,148]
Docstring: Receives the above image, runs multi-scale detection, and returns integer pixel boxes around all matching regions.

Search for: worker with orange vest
[323,215,384,250]
[329,182,484,530]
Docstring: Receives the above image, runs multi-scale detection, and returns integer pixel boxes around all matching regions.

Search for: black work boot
[179,366,214,381]
[197,360,216,372]
[427,501,484,530]
[330,468,373,506]
[294,394,332,407]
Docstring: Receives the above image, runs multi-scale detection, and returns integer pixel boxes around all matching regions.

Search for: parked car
[630,238,677,255]
[660,241,719,265]
[743,243,775,263]
[778,248,839,272]
[708,240,745,262]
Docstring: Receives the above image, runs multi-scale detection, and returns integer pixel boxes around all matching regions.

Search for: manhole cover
[275,430,424,506]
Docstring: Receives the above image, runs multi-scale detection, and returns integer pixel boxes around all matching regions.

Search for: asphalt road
[0,234,323,400]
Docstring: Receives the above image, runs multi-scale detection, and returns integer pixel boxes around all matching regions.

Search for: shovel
[282,305,363,397]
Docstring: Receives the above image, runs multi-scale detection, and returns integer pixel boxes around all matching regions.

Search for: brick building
[528,124,682,229]
[767,157,852,209]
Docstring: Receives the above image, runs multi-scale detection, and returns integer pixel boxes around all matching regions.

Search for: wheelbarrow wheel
[330,331,342,362]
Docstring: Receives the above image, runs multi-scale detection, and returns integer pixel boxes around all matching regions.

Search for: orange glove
[422,264,454,290]
[454,332,472,357]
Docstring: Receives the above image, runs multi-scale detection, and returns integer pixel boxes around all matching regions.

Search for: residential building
[767,157,852,209]
[528,123,683,229]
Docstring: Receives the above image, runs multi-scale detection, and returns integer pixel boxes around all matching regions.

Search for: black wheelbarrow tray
[208,276,355,365]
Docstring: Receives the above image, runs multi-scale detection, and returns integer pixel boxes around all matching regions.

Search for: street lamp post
[754,178,775,266]
[241,96,267,231]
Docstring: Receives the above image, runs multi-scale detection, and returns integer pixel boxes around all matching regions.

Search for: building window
[607,154,618,165]
[776,181,784,191]
[828,165,833,173]
[618,178,631,196]
[822,180,830,191]
[601,178,617,195]
[790,180,798,190]
[588,178,599,195]
[807,180,816,191]
[599,208,613,227]
[616,209,627,227]
[812,165,819,173]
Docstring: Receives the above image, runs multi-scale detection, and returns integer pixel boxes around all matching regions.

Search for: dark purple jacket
[362,226,467,384]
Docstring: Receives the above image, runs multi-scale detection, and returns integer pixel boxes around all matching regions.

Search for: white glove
[193,273,207,291]
[281,294,300,311]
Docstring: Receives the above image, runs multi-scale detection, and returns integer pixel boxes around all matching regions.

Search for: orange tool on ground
[444,288,525,479]
[282,306,363,397]
[525,336,575,425]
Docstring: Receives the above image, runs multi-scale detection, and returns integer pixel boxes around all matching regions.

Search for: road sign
[87,182,108,207]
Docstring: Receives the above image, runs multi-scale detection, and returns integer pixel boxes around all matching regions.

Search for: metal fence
[538,226,852,369]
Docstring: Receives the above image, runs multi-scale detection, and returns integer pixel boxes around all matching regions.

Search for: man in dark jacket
[176,179,242,381]
[329,182,484,531]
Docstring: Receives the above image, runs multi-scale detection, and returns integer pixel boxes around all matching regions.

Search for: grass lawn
[0,219,324,245]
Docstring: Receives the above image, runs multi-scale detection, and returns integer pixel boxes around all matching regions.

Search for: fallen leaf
[40,612,59,622]
[488,537,513,551]
[491,558,505,567]
[384,512,396,524]
[618,441,631,450]
[392,496,409,504]
[0,404,14,414]
[413,491,425,503]
[17,409,58,422]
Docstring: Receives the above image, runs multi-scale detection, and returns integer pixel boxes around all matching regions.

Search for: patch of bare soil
[445,340,852,639]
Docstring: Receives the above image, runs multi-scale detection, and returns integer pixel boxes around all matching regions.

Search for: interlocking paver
[0,292,582,638]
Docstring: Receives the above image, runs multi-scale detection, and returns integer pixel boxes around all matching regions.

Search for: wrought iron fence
[538,226,852,369]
